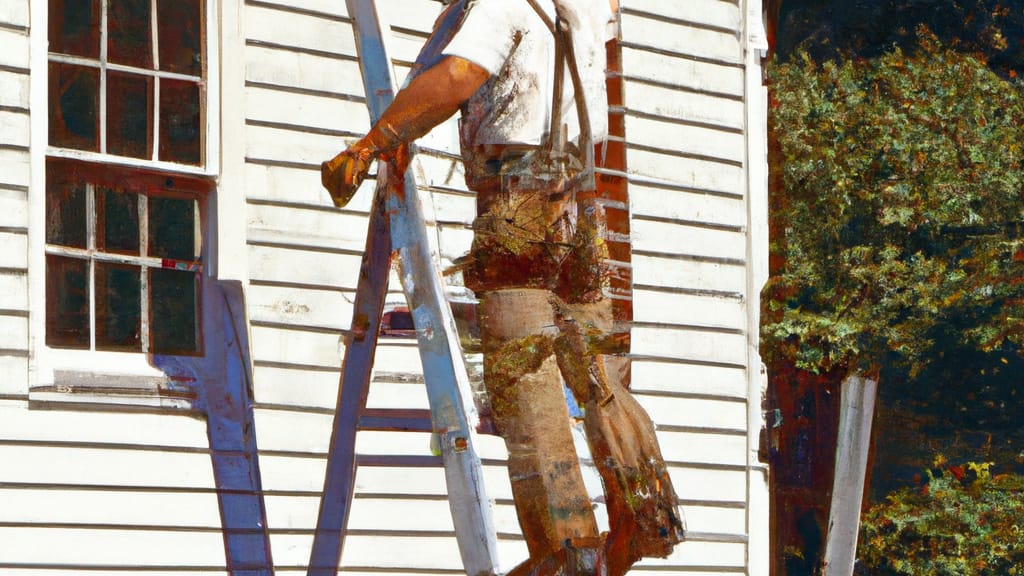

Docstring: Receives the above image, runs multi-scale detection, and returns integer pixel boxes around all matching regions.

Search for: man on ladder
[322,1,685,573]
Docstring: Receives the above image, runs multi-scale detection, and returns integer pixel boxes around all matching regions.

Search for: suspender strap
[522,0,594,170]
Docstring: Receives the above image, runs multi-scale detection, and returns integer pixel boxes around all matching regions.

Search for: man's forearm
[356,55,489,154]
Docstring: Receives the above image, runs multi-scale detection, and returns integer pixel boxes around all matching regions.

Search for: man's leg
[478,289,600,562]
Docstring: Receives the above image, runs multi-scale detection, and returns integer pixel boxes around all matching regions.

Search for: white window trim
[28,0,223,404]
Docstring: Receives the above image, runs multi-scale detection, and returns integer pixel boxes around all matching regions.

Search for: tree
[763,28,1024,575]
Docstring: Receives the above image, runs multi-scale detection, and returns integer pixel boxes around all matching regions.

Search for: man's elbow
[440,55,491,103]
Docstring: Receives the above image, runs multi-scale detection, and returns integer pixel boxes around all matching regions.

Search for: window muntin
[48,0,205,167]
[44,159,205,356]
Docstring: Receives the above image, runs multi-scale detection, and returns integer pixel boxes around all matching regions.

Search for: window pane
[49,63,99,152]
[157,0,202,76]
[150,268,198,355]
[46,255,91,349]
[96,262,142,351]
[107,0,153,68]
[107,72,153,159]
[46,178,87,249]
[148,196,197,260]
[49,0,100,58]
[159,80,202,165]
[96,187,140,255]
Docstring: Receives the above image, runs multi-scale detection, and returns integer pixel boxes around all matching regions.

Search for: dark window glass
[157,0,202,76]
[148,196,197,260]
[95,262,142,351]
[96,187,140,254]
[107,0,153,68]
[49,63,99,152]
[49,0,100,58]
[150,268,198,354]
[46,255,91,348]
[107,72,153,159]
[46,180,87,249]
[159,80,202,165]
[388,311,415,331]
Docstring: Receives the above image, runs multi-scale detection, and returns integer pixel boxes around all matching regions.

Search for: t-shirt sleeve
[441,0,522,76]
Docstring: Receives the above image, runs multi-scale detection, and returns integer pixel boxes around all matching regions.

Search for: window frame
[28,0,222,404]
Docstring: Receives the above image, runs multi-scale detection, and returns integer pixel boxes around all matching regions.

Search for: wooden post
[822,373,877,576]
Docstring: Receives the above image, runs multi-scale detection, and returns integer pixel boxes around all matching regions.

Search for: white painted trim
[743,0,771,574]
[213,0,247,282]
[30,0,224,398]
[28,0,49,393]
[47,147,217,177]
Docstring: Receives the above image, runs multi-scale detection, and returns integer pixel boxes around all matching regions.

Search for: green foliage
[859,465,1024,575]
[763,28,1024,375]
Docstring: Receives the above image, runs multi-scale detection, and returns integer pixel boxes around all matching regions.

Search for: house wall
[0,0,768,573]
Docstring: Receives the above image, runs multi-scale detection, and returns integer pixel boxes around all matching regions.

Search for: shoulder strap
[522,0,594,170]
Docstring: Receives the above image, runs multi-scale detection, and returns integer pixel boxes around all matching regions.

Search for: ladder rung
[358,408,434,432]
[356,454,443,467]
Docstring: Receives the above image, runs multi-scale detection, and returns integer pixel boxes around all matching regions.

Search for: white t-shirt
[442,0,615,148]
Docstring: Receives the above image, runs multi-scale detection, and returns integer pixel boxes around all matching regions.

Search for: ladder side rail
[307,190,393,576]
[344,1,500,573]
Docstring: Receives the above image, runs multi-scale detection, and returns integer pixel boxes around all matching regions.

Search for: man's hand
[321,145,375,208]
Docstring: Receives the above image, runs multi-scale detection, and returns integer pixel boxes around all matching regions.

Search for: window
[45,158,207,355]
[44,0,211,363]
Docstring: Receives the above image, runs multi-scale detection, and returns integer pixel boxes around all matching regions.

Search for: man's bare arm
[321,55,489,205]
[357,55,489,154]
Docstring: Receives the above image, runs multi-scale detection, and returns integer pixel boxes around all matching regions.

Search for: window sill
[30,350,200,411]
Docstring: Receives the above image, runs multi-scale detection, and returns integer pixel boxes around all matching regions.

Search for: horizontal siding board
[247,201,370,251]
[631,220,746,261]
[0,186,28,228]
[248,244,361,289]
[0,70,29,109]
[631,325,746,366]
[0,229,27,268]
[636,394,747,433]
[631,360,747,399]
[249,0,350,18]
[626,147,744,195]
[0,28,28,69]
[621,49,744,98]
[680,504,747,537]
[669,466,747,504]
[0,148,29,187]
[246,164,378,211]
[0,311,26,348]
[0,445,216,488]
[0,109,29,148]
[626,115,745,165]
[0,527,226,566]
[630,183,746,228]
[632,290,745,331]
[0,269,28,310]
[0,355,27,395]
[250,324,344,369]
[252,365,340,408]
[245,4,355,56]
[0,314,26,350]
[245,85,371,138]
[378,0,441,33]
[245,44,364,98]
[0,0,29,27]
[0,405,210,448]
[248,283,354,331]
[631,254,745,295]
[658,430,747,467]
[246,122,356,172]
[620,12,742,64]
[625,0,741,31]
[0,488,222,527]
[625,82,744,131]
